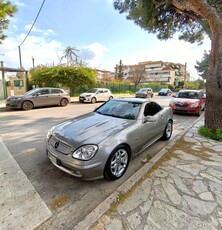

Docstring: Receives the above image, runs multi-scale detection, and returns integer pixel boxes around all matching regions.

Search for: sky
[0,0,211,80]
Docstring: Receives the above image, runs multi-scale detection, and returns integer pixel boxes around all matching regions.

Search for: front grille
[49,136,71,155]
[175,102,188,107]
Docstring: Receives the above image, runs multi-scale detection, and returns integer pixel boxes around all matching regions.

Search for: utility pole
[18,46,22,68]
[183,62,187,89]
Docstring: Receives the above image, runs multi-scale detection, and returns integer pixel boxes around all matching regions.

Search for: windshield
[86,88,98,93]
[95,100,142,120]
[160,89,167,92]
[139,88,148,92]
[176,91,199,99]
[24,88,39,95]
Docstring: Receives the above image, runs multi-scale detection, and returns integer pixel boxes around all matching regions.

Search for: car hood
[6,95,26,100]
[172,98,200,104]
[52,112,134,146]
[80,92,94,97]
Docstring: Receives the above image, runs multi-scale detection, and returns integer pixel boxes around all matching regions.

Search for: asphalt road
[0,96,198,228]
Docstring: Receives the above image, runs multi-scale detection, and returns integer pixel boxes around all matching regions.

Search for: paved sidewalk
[75,116,222,230]
[0,138,51,230]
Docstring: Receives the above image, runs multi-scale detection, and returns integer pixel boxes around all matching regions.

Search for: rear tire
[104,145,130,180]
[21,101,33,110]
[60,98,68,107]
[161,120,173,140]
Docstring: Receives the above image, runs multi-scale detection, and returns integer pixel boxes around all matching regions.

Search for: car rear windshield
[96,100,142,120]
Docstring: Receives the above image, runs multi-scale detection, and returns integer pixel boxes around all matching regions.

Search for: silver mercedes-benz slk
[45,98,173,180]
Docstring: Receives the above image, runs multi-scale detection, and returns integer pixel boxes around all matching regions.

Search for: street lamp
[31,57,35,69]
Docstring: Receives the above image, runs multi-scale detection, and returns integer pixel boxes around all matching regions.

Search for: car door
[96,89,105,101]
[50,88,63,105]
[140,102,166,148]
[34,88,51,106]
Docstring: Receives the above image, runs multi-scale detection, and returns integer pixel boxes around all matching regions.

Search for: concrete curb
[73,114,204,230]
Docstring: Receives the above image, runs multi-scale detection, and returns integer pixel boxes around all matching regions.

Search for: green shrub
[198,126,222,141]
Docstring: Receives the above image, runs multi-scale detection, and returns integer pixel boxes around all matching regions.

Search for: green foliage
[0,0,17,43]
[185,79,205,90]
[195,50,210,80]
[113,0,211,44]
[199,126,222,141]
[30,65,97,92]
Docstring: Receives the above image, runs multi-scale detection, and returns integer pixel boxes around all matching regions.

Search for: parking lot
[0,96,198,228]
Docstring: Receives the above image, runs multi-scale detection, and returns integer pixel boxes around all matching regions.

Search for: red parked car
[169,89,206,116]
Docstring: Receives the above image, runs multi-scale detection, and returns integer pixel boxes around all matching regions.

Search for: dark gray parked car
[45,98,173,180]
[5,87,70,110]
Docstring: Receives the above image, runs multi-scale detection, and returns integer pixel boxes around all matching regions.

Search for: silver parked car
[45,98,173,180]
[79,88,113,103]
[5,87,70,110]
[135,88,154,98]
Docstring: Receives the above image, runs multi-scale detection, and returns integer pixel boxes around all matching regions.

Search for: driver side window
[144,102,162,116]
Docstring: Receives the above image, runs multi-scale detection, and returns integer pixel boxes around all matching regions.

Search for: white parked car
[79,88,113,103]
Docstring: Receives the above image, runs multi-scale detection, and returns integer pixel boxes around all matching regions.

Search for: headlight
[169,101,174,106]
[190,103,199,108]
[73,145,98,160]
[85,94,91,97]
[12,97,21,101]
[46,126,55,139]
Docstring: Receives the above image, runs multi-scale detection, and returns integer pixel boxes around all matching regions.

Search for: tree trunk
[205,27,222,132]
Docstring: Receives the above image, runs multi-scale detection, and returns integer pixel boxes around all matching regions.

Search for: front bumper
[45,139,105,180]
[79,96,91,103]
[5,100,22,108]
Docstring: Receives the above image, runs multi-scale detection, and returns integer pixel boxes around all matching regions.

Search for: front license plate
[48,153,57,165]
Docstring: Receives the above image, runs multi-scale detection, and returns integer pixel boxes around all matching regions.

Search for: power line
[19,0,46,47]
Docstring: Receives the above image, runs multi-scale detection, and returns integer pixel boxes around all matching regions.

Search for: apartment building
[94,69,115,83]
[116,60,190,85]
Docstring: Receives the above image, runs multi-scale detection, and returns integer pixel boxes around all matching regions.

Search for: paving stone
[184,136,200,143]
[192,180,208,194]
[170,174,195,195]
[199,192,215,201]
[153,184,169,203]
[161,179,181,205]
[146,200,217,230]
[212,145,222,152]
[127,212,142,229]
[176,164,206,176]
[163,165,194,179]
[182,195,217,216]
[117,179,152,214]
[105,218,122,230]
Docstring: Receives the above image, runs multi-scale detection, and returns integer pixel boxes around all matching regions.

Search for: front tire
[22,101,33,110]
[91,97,96,103]
[161,120,173,140]
[104,145,130,180]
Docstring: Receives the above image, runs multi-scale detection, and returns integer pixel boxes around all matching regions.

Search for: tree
[195,50,210,80]
[114,0,222,132]
[128,65,145,85]
[115,59,124,80]
[61,46,79,66]
[0,0,17,43]
[30,64,97,95]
